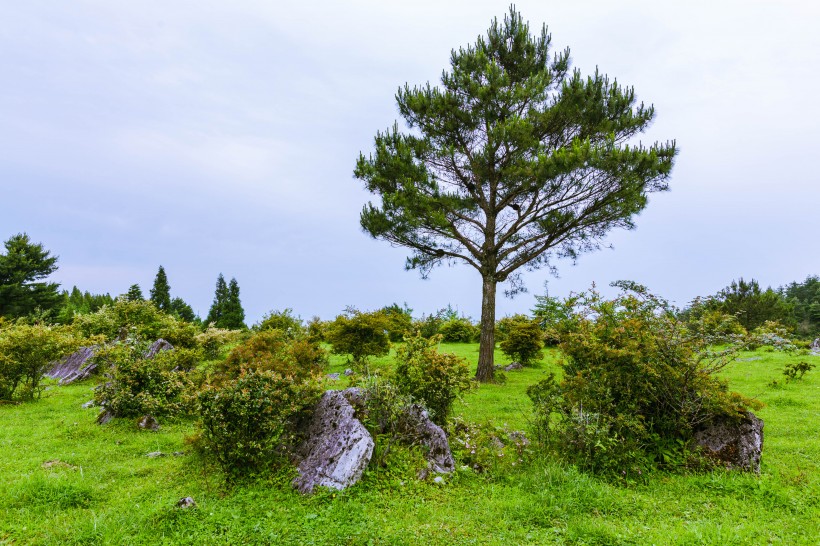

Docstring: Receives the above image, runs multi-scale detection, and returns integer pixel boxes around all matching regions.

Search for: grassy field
[1,345,818,545]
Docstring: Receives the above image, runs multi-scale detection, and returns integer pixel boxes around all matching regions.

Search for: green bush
[93,339,195,418]
[325,309,390,369]
[195,324,242,360]
[196,370,321,479]
[73,298,198,347]
[449,417,532,474]
[528,282,761,475]
[0,323,79,401]
[498,315,543,365]
[379,303,414,342]
[393,334,473,424]
[256,308,304,338]
[438,317,478,343]
[216,329,327,382]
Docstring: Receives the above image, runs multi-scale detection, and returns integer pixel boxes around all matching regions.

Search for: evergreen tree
[221,277,246,329]
[716,278,791,332]
[0,233,61,319]
[124,284,144,301]
[149,265,172,311]
[354,8,676,380]
[170,297,197,323]
[205,274,229,326]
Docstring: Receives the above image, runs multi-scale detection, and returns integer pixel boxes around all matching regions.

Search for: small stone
[81,400,96,409]
[504,362,523,371]
[433,476,444,484]
[146,451,165,458]
[172,451,187,457]
[145,339,174,359]
[326,373,340,380]
[176,496,196,508]
[97,409,114,425]
[343,369,355,376]
[137,415,160,431]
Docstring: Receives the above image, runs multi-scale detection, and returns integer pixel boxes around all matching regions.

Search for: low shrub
[498,315,543,365]
[0,323,79,401]
[93,339,195,418]
[528,282,761,475]
[438,317,478,343]
[393,334,473,425]
[255,308,304,338]
[73,298,198,347]
[783,361,815,381]
[449,417,532,474]
[325,309,390,369]
[196,325,242,360]
[216,329,327,382]
[196,370,322,480]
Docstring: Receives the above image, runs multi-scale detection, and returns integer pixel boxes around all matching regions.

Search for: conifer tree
[355,8,676,380]
[221,277,246,329]
[149,265,172,312]
[123,284,144,302]
[0,233,61,319]
[205,274,228,326]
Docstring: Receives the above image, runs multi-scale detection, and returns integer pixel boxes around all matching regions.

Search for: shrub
[749,320,796,351]
[256,308,304,338]
[195,324,242,360]
[783,361,815,381]
[498,315,543,365]
[216,329,327,382]
[325,309,390,369]
[438,317,478,343]
[379,303,414,342]
[449,417,532,474]
[73,298,198,347]
[393,334,473,424]
[528,282,760,475]
[93,339,195,418]
[306,316,326,343]
[196,370,321,479]
[0,323,79,401]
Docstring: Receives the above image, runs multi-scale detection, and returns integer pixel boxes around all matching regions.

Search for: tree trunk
[475,276,497,382]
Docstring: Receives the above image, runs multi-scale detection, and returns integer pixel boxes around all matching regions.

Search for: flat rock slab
[46,346,100,385]
[293,390,374,494]
[694,412,764,473]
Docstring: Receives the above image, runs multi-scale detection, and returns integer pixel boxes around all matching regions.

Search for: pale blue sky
[2,0,818,322]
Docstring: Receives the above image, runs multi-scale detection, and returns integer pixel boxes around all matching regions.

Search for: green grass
[1,346,818,545]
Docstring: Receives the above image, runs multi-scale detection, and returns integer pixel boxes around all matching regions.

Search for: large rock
[46,346,100,385]
[145,339,174,359]
[694,412,764,473]
[398,404,455,473]
[293,389,374,494]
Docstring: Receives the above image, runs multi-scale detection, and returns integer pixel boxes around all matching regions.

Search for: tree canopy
[149,265,172,311]
[0,233,61,319]
[355,8,676,380]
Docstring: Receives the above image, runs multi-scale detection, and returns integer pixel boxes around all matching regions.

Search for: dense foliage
[196,370,321,480]
[528,283,760,475]
[393,334,473,424]
[782,275,820,337]
[206,274,246,329]
[0,233,62,320]
[0,323,78,400]
[498,315,543,365]
[256,308,304,337]
[73,298,198,348]
[216,329,327,381]
[325,309,390,368]
[55,286,114,324]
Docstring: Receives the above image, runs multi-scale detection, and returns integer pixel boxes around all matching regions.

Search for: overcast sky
[1,0,818,323]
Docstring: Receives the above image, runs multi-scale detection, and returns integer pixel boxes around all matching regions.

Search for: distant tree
[0,233,61,319]
[123,284,144,302]
[781,275,820,337]
[170,297,197,323]
[55,286,114,323]
[355,9,676,381]
[205,274,229,326]
[716,278,791,332]
[379,302,414,341]
[325,308,391,368]
[221,278,246,329]
[149,265,172,311]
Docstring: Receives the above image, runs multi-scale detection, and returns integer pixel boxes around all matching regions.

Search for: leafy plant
[325,308,390,370]
[783,361,815,381]
[256,308,304,338]
[438,317,478,343]
[497,315,543,365]
[0,323,79,401]
[216,329,327,382]
[393,333,473,424]
[73,298,198,347]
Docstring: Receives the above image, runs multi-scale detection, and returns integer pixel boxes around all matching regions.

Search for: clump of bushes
[528,282,761,476]
[73,298,198,348]
[195,324,242,360]
[256,308,304,338]
[93,339,196,418]
[325,308,391,370]
[497,314,543,365]
[393,334,473,425]
[449,417,531,474]
[215,329,327,382]
[196,369,322,480]
[0,323,79,401]
[438,317,478,343]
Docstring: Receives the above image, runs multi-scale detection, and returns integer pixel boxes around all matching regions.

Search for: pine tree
[124,284,144,301]
[0,233,61,319]
[355,8,676,380]
[170,297,197,323]
[205,274,229,326]
[149,265,172,311]
[221,277,246,329]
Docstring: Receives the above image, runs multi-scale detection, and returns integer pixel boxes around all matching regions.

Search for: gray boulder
[293,389,374,494]
[326,373,340,380]
[344,368,355,376]
[694,412,764,473]
[46,346,100,385]
[504,362,523,371]
[137,415,160,431]
[398,404,455,473]
[145,339,174,359]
